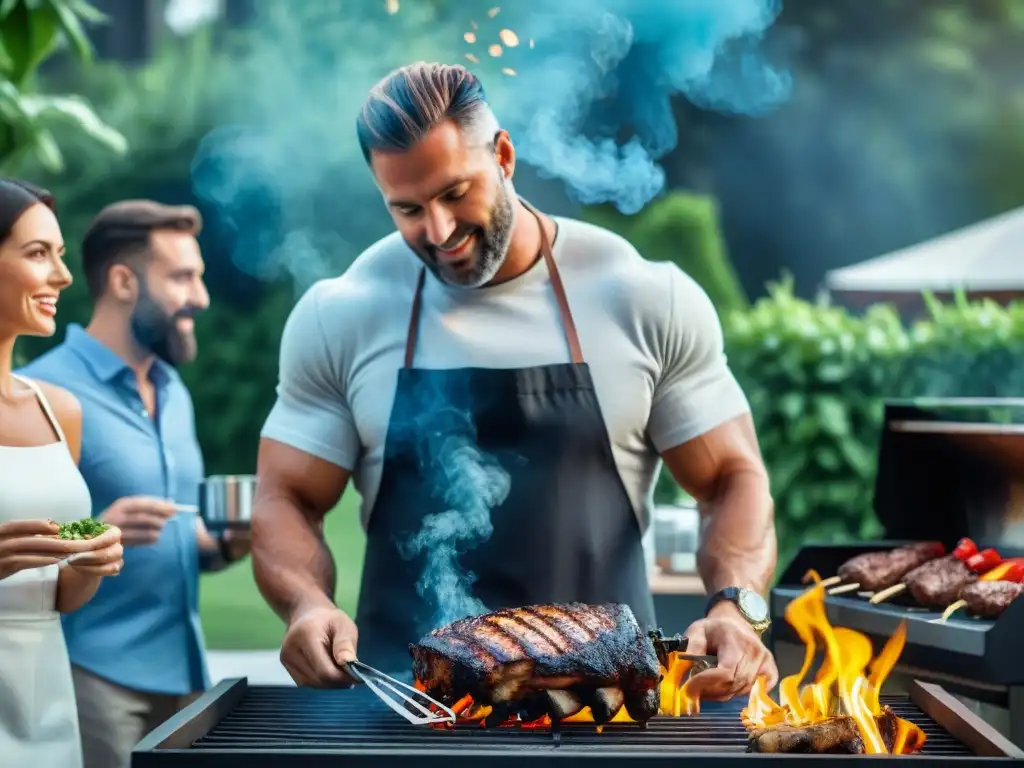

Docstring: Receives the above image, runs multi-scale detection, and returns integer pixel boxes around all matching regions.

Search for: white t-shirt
[260,216,750,532]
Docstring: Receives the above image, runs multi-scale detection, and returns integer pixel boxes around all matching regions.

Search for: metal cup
[198,475,257,532]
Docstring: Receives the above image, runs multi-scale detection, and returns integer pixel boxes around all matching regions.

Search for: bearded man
[252,62,778,703]
[19,199,250,768]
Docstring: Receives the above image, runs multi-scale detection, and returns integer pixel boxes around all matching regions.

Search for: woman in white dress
[0,179,125,768]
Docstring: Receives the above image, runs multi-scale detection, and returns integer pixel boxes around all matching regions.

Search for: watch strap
[704,587,740,617]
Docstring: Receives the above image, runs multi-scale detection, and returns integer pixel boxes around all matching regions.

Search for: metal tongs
[343,659,457,726]
[648,630,718,678]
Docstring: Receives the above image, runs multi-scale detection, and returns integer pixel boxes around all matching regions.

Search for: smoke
[389,375,513,630]
[486,0,790,213]
[189,0,790,288]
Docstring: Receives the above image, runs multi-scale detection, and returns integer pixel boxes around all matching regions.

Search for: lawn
[198,491,367,650]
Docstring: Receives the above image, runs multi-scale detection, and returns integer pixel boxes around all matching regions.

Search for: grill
[771,399,1024,749]
[131,678,1023,766]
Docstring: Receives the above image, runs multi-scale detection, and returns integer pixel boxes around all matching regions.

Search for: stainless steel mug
[198,474,257,531]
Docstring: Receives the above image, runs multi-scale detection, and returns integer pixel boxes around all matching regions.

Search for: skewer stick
[828,583,862,596]
[938,600,967,622]
[869,583,907,604]
[820,576,842,588]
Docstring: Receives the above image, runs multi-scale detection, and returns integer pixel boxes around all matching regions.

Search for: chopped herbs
[57,518,111,540]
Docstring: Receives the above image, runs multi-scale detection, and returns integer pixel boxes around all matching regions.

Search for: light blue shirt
[19,323,210,695]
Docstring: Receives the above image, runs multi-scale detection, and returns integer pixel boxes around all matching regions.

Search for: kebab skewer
[932,559,1024,622]
[869,540,1000,607]
[806,541,948,596]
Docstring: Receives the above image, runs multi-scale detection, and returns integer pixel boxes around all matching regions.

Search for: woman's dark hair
[0,178,56,246]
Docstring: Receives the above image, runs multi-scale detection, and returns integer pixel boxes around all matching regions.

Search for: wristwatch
[705,587,771,635]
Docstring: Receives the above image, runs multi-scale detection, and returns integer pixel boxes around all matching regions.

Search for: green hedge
[723,281,1024,569]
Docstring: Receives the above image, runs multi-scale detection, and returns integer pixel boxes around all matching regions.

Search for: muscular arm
[252,438,351,623]
[661,413,775,597]
[643,262,775,600]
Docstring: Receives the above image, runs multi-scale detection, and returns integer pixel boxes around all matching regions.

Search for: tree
[0,0,126,173]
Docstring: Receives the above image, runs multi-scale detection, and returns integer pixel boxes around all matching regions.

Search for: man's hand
[99,496,177,546]
[280,605,360,688]
[682,604,778,701]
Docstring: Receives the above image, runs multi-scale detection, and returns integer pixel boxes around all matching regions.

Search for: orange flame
[741,570,926,754]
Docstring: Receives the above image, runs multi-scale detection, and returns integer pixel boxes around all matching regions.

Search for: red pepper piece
[965,548,1001,574]
[952,538,978,560]
[1004,563,1024,583]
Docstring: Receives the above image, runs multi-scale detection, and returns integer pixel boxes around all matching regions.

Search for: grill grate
[192,686,972,755]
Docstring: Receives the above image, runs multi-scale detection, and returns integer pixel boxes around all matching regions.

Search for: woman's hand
[56,526,124,613]
[0,519,105,580]
[63,525,123,577]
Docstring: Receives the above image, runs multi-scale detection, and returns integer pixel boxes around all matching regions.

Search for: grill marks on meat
[410,603,661,725]
[961,580,1023,619]
[905,555,976,608]
[748,707,900,754]
[837,542,945,592]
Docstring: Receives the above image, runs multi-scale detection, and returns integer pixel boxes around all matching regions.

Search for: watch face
[738,589,769,622]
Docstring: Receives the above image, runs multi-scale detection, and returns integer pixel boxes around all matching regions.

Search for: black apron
[353,200,656,675]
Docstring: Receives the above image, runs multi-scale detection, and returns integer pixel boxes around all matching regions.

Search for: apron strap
[404,198,585,368]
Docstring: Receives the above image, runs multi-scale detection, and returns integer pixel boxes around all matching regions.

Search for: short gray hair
[356,61,500,163]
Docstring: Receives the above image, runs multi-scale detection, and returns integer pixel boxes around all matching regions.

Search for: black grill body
[131,679,1022,766]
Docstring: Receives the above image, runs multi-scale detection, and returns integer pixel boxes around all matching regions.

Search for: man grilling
[251,61,778,702]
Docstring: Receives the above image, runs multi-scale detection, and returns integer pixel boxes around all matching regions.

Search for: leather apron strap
[404,199,585,368]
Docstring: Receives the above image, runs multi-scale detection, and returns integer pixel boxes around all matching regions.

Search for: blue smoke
[389,374,512,631]
[189,0,789,285]
[484,0,791,213]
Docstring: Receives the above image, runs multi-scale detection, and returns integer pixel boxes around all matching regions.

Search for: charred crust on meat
[746,707,900,754]
[409,602,662,723]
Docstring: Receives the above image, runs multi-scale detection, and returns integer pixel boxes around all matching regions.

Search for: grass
[198,491,367,650]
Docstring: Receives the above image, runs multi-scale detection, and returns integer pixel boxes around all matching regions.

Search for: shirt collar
[64,323,176,387]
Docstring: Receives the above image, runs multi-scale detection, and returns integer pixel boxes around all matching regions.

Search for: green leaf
[64,0,107,24]
[18,93,127,154]
[47,0,94,61]
[0,0,19,20]
[814,395,851,438]
[32,126,62,171]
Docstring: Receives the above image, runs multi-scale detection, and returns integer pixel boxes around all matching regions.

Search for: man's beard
[130,285,199,367]
[420,178,516,289]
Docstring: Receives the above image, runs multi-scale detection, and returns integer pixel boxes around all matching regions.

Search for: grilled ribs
[409,602,661,725]
[961,580,1023,619]
[748,707,899,754]
[905,555,976,608]
[837,542,944,592]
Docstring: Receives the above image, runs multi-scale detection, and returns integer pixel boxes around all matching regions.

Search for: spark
[501,68,517,76]
[470,20,478,29]
[464,32,477,43]
[528,39,534,48]
[487,7,500,18]
[487,44,503,57]
[465,53,480,63]
[498,29,519,47]
[384,0,399,14]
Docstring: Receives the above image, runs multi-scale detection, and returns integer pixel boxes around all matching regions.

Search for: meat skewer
[809,541,948,596]
[933,560,1024,621]
[869,544,998,606]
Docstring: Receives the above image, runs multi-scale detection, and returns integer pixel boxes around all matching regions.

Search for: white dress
[0,374,91,768]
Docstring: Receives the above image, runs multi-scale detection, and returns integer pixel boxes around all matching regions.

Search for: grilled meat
[748,707,899,754]
[961,580,1023,619]
[837,542,944,591]
[410,602,661,724]
[905,555,976,608]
